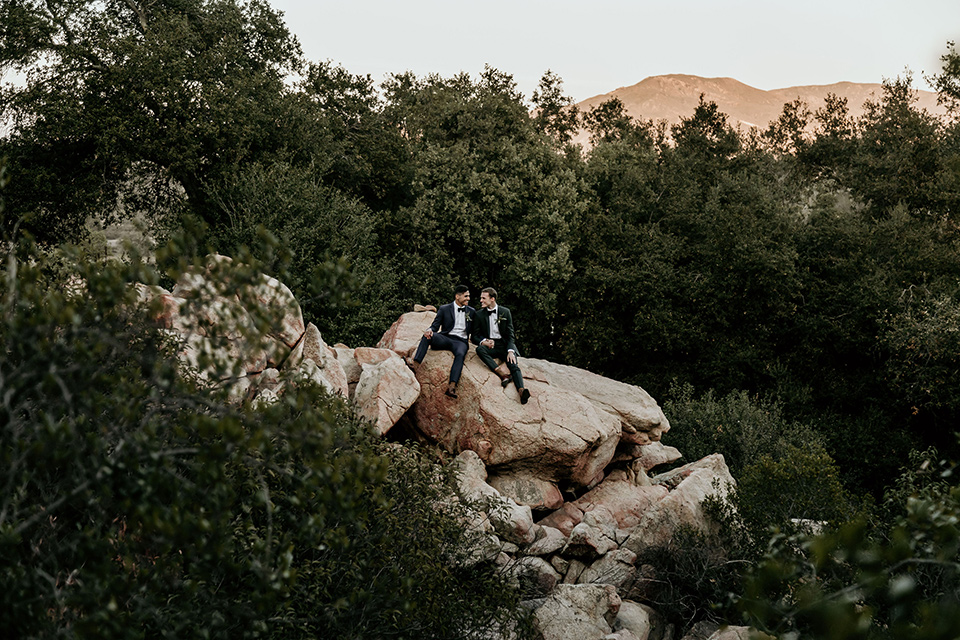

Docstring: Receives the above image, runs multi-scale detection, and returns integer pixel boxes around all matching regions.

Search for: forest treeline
[4,1,960,501]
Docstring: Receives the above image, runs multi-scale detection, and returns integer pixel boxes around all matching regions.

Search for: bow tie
[457,307,466,313]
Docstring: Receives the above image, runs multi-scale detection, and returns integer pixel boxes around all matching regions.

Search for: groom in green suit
[471,287,530,404]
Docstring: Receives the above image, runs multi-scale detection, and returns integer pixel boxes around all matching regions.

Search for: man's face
[479,291,494,309]
[455,290,470,306]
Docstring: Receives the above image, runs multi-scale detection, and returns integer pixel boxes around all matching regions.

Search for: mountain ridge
[575,74,946,131]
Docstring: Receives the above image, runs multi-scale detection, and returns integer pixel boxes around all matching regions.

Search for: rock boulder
[531,583,622,640]
[410,349,621,488]
[624,454,735,552]
[524,358,670,444]
[377,309,434,357]
[353,355,421,435]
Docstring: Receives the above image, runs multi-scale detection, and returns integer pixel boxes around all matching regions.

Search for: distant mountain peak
[576,74,944,131]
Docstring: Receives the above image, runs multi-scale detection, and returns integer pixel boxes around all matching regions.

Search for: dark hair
[454,284,470,295]
[481,287,497,300]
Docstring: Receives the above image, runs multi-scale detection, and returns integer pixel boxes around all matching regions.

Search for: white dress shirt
[450,302,469,340]
[487,305,502,339]
[487,306,514,353]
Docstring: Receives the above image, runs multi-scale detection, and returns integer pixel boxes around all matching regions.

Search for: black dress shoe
[520,388,530,404]
[501,377,511,388]
[445,382,459,399]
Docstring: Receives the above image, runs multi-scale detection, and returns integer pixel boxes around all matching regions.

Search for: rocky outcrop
[332,346,363,395]
[379,311,623,491]
[613,442,683,471]
[137,257,347,398]
[297,323,348,397]
[613,601,667,640]
[377,309,435,358]
[488,472,564,512]
[142,269,744,640]
[703,626,753,640]
[412,349,622,488]
[452,450,538,545]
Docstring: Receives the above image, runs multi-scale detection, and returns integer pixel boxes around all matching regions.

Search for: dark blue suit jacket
[430,302,476,338]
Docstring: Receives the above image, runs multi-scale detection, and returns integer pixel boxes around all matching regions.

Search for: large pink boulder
[171,255,304,347]
[287,323,348,397]
[524,358,671,444]
[487,472,564,511]
[333,347,362,387]
[355,346,399,366]
[377,310,434,357]
[451,451,537,545]
[137,281,274,380]
[538,501,587,537]
[353,355,421,436]
[246,272,305,349]
[541,454,733,545]
[135,284,184,330]
[411,349,621,488]
[623,454,735,551]
[613,442,682,470]
[569,472,669,532]
[158,255,304,376]
[531,584,622,640]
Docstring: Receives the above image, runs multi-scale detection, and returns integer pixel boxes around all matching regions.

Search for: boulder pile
[138,261,741,640]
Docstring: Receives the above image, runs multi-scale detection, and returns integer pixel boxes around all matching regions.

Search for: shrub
[735,443,860,542]
[739,448,960,640]
[630,525,754,636]
[640,385,863,636]
[662,382,823,477]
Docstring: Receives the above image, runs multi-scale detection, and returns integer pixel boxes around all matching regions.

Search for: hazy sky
[271,0,960,102]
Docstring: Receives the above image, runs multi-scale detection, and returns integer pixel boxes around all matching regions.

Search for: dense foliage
[5,1,960,637]
[0,236,530,638]
[739,450,960,640]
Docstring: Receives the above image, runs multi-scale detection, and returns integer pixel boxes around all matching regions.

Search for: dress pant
[475,339,524,389]
[414,333,469,383]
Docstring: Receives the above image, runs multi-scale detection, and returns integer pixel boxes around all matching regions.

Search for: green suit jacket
[471,305,519,355]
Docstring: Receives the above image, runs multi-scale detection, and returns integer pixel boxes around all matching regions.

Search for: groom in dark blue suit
[410,285,476,398]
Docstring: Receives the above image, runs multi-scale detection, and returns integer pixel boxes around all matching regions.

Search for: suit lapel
[444,304,455,332]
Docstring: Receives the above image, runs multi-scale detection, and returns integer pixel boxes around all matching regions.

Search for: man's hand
[424,329,434,339]
[507,351,517,365]
[483,338,494,348]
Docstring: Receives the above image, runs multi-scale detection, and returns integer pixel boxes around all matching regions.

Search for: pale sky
[271,0,960,103]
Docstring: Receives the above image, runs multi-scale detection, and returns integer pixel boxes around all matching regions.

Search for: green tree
[531,69,581,149]
[558,104,671,376]
[849,74,945,214]
[765,98,811,156]
[799,92,857,181]
[882,288,960,425]
[379,67,585,355]
[563,98,802,396]
[293,60,413,213]
[580,96,658,147]
[932,40,960,114]
[0,0,302,242]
